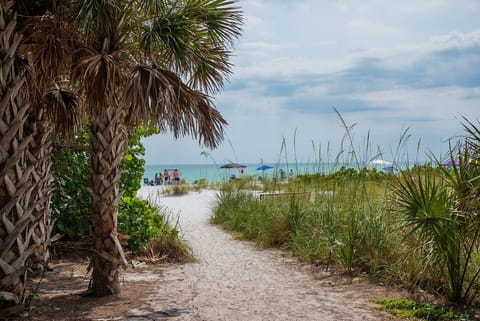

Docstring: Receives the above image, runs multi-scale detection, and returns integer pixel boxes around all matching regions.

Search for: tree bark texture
[0,1,37,315]
[88,106,128,296]
[25,110,59,273]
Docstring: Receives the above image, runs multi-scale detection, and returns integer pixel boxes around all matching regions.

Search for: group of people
[145,168,182,186]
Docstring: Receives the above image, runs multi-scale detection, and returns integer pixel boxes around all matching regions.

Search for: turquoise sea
[143,162,346,185]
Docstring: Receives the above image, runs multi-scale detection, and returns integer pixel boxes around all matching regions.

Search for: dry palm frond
[44,86,81,141]
[71,47,127,113]
[124,64,227,148]
[18,14,73,84]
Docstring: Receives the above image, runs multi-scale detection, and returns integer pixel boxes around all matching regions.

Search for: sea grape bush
[51,126,170,251]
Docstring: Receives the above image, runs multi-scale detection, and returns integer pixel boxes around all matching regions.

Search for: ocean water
[143,163,341,184]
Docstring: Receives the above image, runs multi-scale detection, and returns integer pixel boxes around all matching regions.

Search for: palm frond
[185,0,243,44]
[461,116,480,162]
[141,9,195,64]
[19,14,74,85]
[71,0,119,34]
[140,0,242,93]
[124,64,227,148]
[188,45,232,93]
[394,169,454,243]
[44,86,81,140]
[71,47,127,112]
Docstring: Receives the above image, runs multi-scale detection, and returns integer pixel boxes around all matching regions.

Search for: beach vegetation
[394,118,480,306]
[212,116,480,309]
[375,298,476,320]
[162,183,191,196]
[51,132,92,238]
[51,126,189,256]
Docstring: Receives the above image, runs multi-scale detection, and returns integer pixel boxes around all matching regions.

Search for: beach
[142,163,341,185]
[131,186,403,321]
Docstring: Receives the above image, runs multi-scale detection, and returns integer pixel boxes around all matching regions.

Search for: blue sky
[142,0,480,165]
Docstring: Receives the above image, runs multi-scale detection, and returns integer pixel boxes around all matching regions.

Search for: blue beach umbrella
[256,165,273,171]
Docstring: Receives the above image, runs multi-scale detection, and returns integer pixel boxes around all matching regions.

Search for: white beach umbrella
[368,159,392,166]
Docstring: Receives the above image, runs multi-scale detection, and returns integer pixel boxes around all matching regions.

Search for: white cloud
[143,1,480,165]
[345,19,405,38]
[430,30,480,51]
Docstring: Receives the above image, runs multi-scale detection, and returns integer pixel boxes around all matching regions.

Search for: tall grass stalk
[213,114,480,308]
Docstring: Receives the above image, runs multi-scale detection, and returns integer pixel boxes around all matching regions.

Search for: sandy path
[131,188,397,321]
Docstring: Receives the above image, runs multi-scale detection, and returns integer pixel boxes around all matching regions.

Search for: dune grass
[211,114,480,311]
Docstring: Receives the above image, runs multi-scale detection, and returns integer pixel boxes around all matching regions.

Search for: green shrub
[118,196,164,251]
[140,230,194,263]
[376,298,476,321]
[51,126,188,255]
[51,133,91,238]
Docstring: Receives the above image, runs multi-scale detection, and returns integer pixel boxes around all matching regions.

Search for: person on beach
[173,169,180,183]
[154,173,160,185]
[158,172,163,185]
[164,169,169,185]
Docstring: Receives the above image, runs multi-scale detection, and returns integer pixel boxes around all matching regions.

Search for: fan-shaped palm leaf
[45,87,81,140]
[71,47,127,111]
[140,0,242,93]
[124,64,226,148]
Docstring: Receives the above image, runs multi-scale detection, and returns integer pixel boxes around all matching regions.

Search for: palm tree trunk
[87,106,128,296]
[0,1,37,315]
[26,110,60,273]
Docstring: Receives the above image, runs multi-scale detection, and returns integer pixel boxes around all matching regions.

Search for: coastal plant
[394,121,480,305]
[52,127,155,240]
[212,190,296,246]
[375,298,476,321]
[140,230,195,263]
[118,198,194,262]
[51,133,92,238]
[118,196,163,251]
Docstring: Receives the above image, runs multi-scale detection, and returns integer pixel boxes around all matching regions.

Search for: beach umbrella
[256,165,273,179]
[441,159,460,167]
[368,159,392,166]
[220,162,246,169]
[256,165,273,171]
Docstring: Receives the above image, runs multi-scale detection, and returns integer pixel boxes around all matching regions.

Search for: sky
[142,0,480,166]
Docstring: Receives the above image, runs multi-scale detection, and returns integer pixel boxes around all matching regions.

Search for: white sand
[127,187,397,321]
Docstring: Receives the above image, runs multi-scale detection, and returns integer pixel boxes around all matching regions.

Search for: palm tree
[1,2,80,313]
[17,2,80,273]
[70,0,242,296]
[0,1,37,315]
